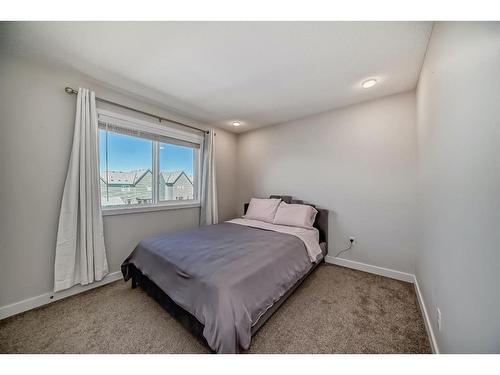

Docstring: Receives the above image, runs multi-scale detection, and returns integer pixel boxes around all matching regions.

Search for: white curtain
[54,88,109,292]
[200,130,218,225]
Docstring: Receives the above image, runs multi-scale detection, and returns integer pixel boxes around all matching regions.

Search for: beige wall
[236,91,418,274]
[215,129,238,222]
[415,22,500,353]
[0,55,237,307]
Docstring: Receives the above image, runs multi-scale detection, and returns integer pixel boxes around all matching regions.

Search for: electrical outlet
[437,308,442,331]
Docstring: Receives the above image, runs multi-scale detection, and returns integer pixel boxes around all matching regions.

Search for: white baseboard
[413,276,440,354]
[324,256,414,283]
[0,271,123,320]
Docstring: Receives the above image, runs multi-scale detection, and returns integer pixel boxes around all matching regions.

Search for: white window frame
[97,109,203,216]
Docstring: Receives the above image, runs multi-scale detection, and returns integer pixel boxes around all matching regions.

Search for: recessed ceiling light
[361,79,378,89]
[232,121,241,127]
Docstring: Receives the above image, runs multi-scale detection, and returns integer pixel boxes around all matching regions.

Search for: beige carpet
[0,264,431,354]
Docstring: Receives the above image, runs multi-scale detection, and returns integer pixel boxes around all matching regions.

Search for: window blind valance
[97,109,203,149]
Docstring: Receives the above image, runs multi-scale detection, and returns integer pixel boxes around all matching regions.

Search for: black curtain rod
[64,87,209,134]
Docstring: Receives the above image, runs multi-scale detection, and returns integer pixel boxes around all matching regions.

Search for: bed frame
[126,195,329,352]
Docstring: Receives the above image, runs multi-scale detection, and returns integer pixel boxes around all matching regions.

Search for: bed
[121,195,328,353]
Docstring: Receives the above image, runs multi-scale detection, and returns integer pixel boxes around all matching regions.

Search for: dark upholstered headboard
[243,195,328,248]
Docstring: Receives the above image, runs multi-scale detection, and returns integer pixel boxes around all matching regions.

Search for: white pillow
[244,198,281,223]
[273,202,318,228]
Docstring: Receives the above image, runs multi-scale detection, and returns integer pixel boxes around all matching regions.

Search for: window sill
[101,201,201,216]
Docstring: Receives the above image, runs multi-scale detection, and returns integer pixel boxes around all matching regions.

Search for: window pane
[159,143,195,201]
[99,129,153,207]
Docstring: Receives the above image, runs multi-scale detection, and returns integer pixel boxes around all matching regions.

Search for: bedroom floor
[0,264,431,354]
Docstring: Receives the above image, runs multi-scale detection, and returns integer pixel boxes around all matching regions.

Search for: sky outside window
[159,143,194,177]
[99,129,193,175]
[99,130,152,171]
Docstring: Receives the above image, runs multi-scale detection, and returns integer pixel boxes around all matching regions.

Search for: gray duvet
[121,222,313,353]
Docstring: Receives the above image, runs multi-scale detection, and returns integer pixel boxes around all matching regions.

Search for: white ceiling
[1,22,432,133]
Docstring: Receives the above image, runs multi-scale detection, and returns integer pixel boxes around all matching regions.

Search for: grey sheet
[121,222,313,353]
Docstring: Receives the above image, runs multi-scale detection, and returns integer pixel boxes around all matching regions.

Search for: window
[99,131,153,207]
[98,110,202,211]
[159,143,195,202]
